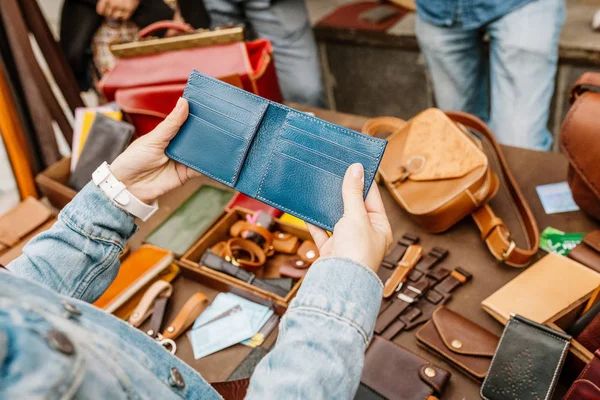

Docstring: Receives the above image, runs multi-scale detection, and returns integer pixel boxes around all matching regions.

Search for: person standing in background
[203,0,325,107]
[415,0,566,151]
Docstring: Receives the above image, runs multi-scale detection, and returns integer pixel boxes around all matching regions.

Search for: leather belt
[201,250,290,298]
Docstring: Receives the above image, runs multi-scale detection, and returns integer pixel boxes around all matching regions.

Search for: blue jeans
[204,0,325,107]
[416,0,566,151]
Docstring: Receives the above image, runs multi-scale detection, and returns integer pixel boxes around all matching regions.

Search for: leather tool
[128,280,174,328]
[201,250,290,298]
[383,244,423,298]
[162,293,209,341]
[165,70,387,232]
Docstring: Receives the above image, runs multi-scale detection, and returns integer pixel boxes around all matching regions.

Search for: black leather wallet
[69,113,134,191]
[481,314,571,400]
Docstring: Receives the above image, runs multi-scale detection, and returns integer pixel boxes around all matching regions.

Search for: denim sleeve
[246,257,383,399]
[6,183,137,302]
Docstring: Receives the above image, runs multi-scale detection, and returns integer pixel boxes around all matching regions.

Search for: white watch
[92,162,159,222]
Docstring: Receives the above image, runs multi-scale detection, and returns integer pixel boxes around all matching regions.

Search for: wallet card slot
[166,114,249,186]
[257,153,344,230]
[277,139,350,177]
[187,98,249,139]
[183,83,258,125]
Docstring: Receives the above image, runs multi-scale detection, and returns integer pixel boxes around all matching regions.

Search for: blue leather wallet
[166,70,387,231]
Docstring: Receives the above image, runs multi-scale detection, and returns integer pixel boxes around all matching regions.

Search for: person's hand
[96,0,140,21]
[307,164,393,272]
[110,98,200,204]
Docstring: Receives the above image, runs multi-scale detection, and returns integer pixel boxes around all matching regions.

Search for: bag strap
[138,21,194,39]
[445,111,539,267]
[569,72,600,104]
[362,112,539,267]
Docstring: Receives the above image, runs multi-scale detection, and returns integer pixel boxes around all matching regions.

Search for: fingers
[149,98,188,142]
[306,223,329,249]
[342,163,367,219]
[96,0,108,16]
[365,182,387,216]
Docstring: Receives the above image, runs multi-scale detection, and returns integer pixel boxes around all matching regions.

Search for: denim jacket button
[46,330,75,355]
[61,300,82,318]
[168,368,185,389]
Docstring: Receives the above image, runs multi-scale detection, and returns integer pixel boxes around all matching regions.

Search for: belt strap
[383,244,423,298]
[446,111,540,268]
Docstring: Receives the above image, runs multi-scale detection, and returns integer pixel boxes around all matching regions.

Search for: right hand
[307,164,393,273]
[96,0,140,21]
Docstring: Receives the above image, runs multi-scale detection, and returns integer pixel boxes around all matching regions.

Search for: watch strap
[383,244,423,298]
[92,162,159,222]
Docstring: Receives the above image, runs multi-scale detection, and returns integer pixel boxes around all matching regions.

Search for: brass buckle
[502,240,516,261]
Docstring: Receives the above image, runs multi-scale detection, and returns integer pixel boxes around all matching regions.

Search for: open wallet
[166,70,387,231]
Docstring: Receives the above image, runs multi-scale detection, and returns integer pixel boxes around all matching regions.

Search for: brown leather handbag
[363,108,539,268]
[560,72,600,221]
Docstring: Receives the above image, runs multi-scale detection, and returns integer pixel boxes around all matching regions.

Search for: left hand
[110,98,200,204]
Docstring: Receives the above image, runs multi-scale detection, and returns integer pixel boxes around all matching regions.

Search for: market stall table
[128,105,599,397]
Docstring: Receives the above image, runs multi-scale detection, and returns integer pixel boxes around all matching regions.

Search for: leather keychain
[162,292,209,341]
[383,244,423,298]
[128,280,174,328]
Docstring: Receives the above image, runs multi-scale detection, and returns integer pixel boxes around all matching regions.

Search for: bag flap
[0,198,52,248]
[584,230,600,253]
[560,90,600,201]
[431,307,498,357]
[398,108,486,182]
[116,83,185,118]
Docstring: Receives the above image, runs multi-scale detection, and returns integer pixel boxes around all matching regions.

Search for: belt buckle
[501,240,516,261]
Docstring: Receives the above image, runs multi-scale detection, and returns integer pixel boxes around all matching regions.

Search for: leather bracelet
[230,220,274,247]
[212,238,267,272]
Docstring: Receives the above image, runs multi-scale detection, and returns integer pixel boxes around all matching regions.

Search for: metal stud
[451,339,463,349]
[168,367,185,388]
[424,367,436,378]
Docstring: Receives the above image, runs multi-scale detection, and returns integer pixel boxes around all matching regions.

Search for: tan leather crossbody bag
[363,108,539,268]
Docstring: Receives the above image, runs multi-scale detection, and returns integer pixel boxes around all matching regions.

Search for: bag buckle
[501,240,516,261]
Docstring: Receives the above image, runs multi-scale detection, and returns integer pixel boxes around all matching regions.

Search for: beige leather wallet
[482,253,600,325]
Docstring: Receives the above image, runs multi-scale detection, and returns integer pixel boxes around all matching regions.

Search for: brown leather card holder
[356,335,450,400]
[416,306,499,381]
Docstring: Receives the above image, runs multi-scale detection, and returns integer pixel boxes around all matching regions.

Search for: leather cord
[446,112,540,268]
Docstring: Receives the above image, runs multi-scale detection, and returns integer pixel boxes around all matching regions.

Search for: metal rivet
[306,250,316,259]
[169,367,185,389]
[296,261,305,267]
[278,233,285,238]
[147,329,155,337]
[46,330,75,355]
[424,367,436,378]
[167,326,175,333]
[451,339,463,349]
[61,300,82,317]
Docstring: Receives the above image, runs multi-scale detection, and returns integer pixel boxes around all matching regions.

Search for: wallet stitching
[279,138,352,168]
[564,379,600,399]
[481,318,570,400]
[277,153,347,180]
[186,113,248,141]
[185,78,262,119]
[431,308,497,357]
[285,123,379,160]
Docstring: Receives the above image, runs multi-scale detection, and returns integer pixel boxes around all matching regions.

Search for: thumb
[150,97,189,142]
[342,163,367,219]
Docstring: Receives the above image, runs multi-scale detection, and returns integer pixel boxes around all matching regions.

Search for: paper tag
[536,182,580,214]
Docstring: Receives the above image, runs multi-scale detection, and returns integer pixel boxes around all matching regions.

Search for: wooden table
[131,105,599,398]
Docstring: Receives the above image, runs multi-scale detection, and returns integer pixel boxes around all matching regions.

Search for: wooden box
[180,207,310,315]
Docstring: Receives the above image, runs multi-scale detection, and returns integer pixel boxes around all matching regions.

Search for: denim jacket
[2,183,382,399]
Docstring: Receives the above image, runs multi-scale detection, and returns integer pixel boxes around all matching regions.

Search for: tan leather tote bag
[363,108,539,268]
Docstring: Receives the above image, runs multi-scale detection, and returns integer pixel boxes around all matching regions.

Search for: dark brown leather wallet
[356,335,450,400]
[416,306,499,382]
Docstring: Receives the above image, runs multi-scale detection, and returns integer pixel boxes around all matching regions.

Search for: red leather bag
[99,21,283,135]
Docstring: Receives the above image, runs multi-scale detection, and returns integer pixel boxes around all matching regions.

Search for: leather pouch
[564,349,600,400]
[569,230,600,274]
[356,335,450,400]
[481,253,600,325]
[481,315,571,400]
[166,70,387,231]
[416,306,499,382]
[145,185,234,255]
[0,197,54,264]
[363,109,539,268]
[94,244,174,313]
[68,113,134,191]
